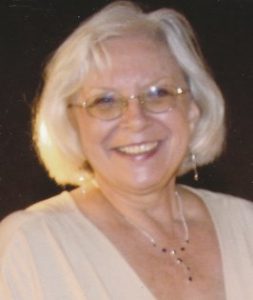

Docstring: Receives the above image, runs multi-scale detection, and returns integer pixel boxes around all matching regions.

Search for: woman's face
[73,35,199,194]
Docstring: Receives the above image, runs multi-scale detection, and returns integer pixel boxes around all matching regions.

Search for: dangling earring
[191,153,199,181]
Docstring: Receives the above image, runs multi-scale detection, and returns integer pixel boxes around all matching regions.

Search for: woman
[1,1,252,299]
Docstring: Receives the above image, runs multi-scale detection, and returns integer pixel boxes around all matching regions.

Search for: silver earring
[191,153,199,181]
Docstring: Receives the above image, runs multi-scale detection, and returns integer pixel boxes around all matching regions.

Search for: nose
[119,96,150,131]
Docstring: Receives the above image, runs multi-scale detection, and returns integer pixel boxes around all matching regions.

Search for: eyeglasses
[68,78,189,121]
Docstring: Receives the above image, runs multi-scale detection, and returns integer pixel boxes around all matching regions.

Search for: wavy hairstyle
[33,1,225,186]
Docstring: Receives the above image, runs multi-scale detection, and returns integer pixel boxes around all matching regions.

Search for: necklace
[80,183,193,282]
[121,191,193,282]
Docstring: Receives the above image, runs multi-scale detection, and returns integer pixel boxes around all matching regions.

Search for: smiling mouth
[116,141,159,155]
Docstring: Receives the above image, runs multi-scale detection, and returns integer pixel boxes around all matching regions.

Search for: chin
[112,172,173,194]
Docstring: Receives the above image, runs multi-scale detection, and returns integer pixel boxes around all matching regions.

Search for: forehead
[82,35,186,92]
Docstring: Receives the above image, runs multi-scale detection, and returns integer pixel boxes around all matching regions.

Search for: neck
[94,174,179,230]
[77,176,192,282]
[92,176,192,281]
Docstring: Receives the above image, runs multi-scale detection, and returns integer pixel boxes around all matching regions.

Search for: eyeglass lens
[84,81,187,120]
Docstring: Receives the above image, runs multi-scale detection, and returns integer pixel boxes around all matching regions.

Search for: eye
[88,93,117,108]
[148,85,172,98]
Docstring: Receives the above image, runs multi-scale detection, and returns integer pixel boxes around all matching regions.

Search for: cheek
[160,108,192,136]
[161,110,192,155]
[75,114,115,159]
[74,113,98,154]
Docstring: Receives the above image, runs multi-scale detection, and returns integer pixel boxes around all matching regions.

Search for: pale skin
[70,35,226,299]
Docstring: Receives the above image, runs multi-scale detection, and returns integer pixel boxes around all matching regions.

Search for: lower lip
[114,143,161,161]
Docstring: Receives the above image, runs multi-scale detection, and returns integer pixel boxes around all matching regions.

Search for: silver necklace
[121,191,193,282]
[81,183,193,281]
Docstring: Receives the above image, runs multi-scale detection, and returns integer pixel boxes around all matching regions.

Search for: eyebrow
[83,77,188,94]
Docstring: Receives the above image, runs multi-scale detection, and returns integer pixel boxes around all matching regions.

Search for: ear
[187,101,200,132]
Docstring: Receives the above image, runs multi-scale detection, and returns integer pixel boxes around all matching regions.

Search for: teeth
[117,142,158,155]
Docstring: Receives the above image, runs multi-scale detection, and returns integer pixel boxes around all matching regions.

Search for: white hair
[33,0,225,186]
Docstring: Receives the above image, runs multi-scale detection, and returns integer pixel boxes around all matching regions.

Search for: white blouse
[0,187,253,299]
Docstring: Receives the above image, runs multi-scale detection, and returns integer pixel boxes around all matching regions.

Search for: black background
[1,0,253,220]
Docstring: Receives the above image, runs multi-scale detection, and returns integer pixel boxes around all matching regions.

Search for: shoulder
[182,185,253,219]
[186,186,253,225]
[194,187,252,210]
[184,185,252,207]
[0,192,76,298]
[0,191,74,257]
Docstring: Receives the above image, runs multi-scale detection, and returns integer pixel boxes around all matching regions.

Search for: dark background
[1,0,252,220]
